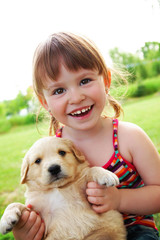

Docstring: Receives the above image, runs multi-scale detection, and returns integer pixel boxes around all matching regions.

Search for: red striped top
[56,119,157,229]
[103,119,157,229]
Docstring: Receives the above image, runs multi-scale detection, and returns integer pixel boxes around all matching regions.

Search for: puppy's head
[21,137,87,189]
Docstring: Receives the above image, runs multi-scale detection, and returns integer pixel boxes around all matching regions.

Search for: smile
[69,105,93,117]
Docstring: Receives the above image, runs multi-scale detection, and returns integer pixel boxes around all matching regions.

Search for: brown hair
[33,32,123,135]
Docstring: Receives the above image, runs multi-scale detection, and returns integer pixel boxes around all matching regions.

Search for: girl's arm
[86,122,160,215]
[13,210,45,240]
[119,122,160,214]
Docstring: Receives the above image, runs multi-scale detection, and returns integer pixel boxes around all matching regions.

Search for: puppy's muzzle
[48,164,61,176]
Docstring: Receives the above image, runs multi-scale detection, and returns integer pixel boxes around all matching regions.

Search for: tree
[140,42,160,59]
[109,42,160,81]
[109,48,140,82]
[138,42,160,77]
[4,89,33,116]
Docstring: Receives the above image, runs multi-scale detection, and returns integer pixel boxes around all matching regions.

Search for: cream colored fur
[0,137,126,240]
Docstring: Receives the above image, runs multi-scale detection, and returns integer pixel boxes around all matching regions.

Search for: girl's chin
[68,118,103,132]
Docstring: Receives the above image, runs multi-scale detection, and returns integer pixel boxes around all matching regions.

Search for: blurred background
[0,1,160,238]
[0,0,160,134]
[0,0,160,99]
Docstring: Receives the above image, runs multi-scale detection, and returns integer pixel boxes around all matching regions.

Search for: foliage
[111,75,160,99]
[9,114,36,126]
[0,118,12,134]
[0,86,33,118]
[0,112,47,134]
[4,92,28,116]
[109,42,160,81]
[0,115,36,134]
[109,48,138,83]
[140,42,160,60]
[123,94,160,153]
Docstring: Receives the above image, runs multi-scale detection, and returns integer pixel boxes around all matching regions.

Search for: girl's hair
[33,32,123,135]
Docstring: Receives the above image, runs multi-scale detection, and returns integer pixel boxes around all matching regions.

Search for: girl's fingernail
[27,204,32,209]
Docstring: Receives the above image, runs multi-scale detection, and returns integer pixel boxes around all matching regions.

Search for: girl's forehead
[44,64,100,85]
[58,64,99,78]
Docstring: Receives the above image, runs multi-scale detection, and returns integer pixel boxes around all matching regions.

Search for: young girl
[13,32,160,240]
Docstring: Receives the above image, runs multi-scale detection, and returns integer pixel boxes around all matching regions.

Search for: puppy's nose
[48,164,61,175]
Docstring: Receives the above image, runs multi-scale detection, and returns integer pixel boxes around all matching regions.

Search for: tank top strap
[112,119,119,156]
[56,127,63,137]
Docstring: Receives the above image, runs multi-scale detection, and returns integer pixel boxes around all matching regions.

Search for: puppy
[0,137,126,240]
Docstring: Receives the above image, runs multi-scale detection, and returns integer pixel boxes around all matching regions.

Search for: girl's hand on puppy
[13,210,45,240]
[86,181,120,213]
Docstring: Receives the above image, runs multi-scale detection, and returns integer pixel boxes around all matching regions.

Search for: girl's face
[42,64,107,131]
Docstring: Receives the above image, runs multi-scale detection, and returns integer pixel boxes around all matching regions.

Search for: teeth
[70,106,91,116]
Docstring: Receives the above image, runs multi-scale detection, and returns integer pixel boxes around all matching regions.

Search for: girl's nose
[68,88,85,104]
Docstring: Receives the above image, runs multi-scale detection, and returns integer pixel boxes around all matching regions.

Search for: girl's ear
[104,69,111,89]
[38,97,49,111]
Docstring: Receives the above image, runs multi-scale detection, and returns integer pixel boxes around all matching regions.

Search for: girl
[13,32,160,240]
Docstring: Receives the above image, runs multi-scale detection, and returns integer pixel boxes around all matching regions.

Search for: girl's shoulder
[118,120,146,139]
[118,120,160,185]
[118,120,158,160]
[116,120,152,163]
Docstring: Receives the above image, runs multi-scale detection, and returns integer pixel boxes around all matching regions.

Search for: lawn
[0,94,160,239]
[123,94,160,152]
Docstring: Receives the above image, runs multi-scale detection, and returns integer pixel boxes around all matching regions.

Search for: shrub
[110,75,160,99]
[9,114,36,126]
[132,77,160,97]
[133,83,157,97]
[0,118,12,134]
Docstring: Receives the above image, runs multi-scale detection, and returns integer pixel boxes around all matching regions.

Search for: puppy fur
[0,137,126,240]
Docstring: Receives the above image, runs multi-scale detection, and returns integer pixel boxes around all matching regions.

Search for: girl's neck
[62,117,109,142]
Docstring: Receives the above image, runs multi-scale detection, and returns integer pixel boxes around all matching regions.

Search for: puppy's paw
[90,167,119,187]
[0,203,26,235]
[98,170,119,187]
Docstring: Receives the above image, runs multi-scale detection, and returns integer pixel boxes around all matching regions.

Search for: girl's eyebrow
[77,70,98,79]
[45,70,98,90]
[45,81,63,90]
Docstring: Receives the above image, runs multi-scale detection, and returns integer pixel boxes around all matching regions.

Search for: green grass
[0,94,160,239]
[122,93,160,152]
[0,123,48,193]
[0,122,49,239]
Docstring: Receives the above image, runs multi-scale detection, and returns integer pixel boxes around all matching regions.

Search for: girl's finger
[27,214,44,239]
[91,204,108,214]
[86,188,105,197]
[34,221,45,240]
[87,196,104,205]
[14,210,30,229]
[87,182,105,189]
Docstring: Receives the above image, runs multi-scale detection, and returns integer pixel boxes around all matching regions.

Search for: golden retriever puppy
[0,137,126,240]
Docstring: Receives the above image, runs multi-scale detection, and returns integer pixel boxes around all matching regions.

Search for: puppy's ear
[21,156,29,184]
[67,140,85,163]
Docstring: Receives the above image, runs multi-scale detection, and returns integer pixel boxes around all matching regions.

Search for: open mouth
[69,105,94,117]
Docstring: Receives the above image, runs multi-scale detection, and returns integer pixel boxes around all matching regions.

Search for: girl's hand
[86,182,120,213]
[12,210,45,240]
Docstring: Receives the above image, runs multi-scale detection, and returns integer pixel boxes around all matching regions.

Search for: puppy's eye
[58,150,66,156]
[35,158,42,164]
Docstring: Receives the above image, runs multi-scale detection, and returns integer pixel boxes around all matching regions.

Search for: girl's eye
[80,78,91,86]
[53,88,65,95]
